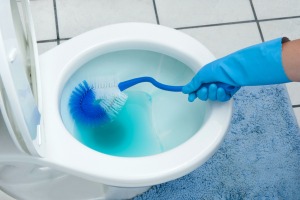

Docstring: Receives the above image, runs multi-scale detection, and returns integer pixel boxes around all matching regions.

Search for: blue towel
[135,85,300,200]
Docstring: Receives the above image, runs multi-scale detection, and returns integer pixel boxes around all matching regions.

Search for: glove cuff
[228,37,292,86]
[262,37,292,84]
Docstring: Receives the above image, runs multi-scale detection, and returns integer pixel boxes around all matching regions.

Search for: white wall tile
[260,18,300,41]
[181,23,261,58]
[56,0,157,38]
[253,0,300,19]
[30,0,57,41]
[286,83,300,105]
[37,42,57,55]
[292,108,300,126]
[155,0,254,28]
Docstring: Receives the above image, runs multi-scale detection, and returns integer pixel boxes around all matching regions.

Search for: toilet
[0,0,233,200]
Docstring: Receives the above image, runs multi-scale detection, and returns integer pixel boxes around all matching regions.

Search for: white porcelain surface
[155,0,254,28]
[37,23,232,187]
[56,0,157,38]
[1,21,232,199]
[253,0,300,19]
[181,23,261,58]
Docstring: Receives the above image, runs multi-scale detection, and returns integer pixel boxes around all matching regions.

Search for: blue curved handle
[118,76,239,97]
[119,77,182,92]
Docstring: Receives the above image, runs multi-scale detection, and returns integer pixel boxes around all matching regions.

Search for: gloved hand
[182,37,291,102]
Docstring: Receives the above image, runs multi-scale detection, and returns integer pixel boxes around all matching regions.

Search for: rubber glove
[182,37,291,102]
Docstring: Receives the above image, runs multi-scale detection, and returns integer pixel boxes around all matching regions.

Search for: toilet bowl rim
[38,22,233,187]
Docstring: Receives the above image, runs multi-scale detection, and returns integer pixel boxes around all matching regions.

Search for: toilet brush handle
[118,77,183,92]
[118,76,238,96]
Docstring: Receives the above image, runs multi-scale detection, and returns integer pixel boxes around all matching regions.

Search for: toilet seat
[0,0,233,188]
[0,0,43,156]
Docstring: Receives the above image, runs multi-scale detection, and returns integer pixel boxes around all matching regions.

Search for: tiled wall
[34,0,300,123]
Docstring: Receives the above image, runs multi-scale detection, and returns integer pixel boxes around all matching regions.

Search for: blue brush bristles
[69,80,127,126]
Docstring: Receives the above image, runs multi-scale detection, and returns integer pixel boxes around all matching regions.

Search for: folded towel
[135,85,300,200]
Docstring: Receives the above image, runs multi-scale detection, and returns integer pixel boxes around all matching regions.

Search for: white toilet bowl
[0,0,233,199]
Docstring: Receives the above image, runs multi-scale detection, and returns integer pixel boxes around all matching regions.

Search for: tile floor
[1,0,300,199]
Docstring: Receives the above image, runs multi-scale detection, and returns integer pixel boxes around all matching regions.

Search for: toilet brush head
[69,80,127,126]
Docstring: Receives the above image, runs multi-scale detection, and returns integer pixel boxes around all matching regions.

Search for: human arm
[282,39,300,82]
[183,37,295,102]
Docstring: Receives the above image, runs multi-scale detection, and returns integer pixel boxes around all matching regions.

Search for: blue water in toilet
[60,50,206,157]
[74,91,163,157]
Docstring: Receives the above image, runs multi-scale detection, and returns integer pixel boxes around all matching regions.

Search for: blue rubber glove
[183,37,291,102]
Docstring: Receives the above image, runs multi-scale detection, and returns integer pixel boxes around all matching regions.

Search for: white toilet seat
[37,23,233,187]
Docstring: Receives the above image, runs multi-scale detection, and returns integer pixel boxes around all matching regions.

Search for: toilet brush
[69,80,127,126]
[69,77,238,126]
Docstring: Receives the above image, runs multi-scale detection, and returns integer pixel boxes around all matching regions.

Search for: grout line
[37,39,59,43]
[175,15,300,30]
[259,15,300,22]
[175,20,256,30]
[58,38,71,44]
[292,105,300,108]
[37,38,71,44]
[249,0,264,42]
[152,0,160,24]
[60,38,71,41]
[52,0,60,45]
